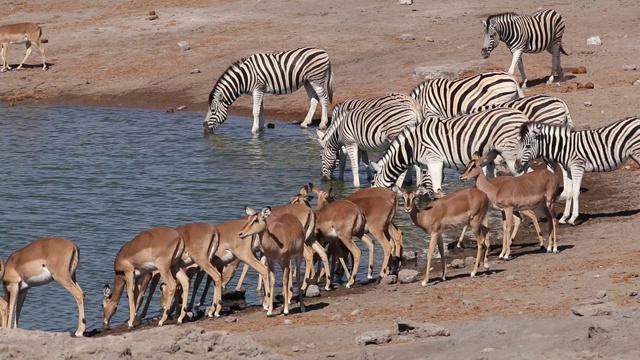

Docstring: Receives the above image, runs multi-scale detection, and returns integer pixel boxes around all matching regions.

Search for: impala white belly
[22,266,53,289]
[218,250,235,264]
[134,262,157,277]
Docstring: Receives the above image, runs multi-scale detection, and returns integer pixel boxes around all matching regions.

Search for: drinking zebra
[481,9,568,89]
[318,93,420,182]
[517,117,640,225]
[321,102,423,188]
[410,71,523,119]
[204,47,334,133]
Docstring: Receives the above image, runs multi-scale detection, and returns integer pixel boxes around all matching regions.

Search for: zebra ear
[481,19,487,28]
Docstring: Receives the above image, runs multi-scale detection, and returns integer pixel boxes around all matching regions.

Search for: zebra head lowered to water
[481,9,569,89]
[516,117,640,225]
[204,47,334,134]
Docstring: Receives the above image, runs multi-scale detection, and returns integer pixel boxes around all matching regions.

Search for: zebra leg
[311,80,331,130]
[251,89,265,133]
[360,151,373,180]
[508,49,524,83]
[301,83,319,129]
[345,144,362,187]
[338,150,347,180]
[516,56,528,89]
[567,170,584,225]
[427,161,445,197]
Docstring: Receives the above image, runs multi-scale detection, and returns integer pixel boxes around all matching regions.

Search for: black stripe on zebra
[410,71,523,119]
[481,9,568,88]
[517,117,640,225]
[321,102,422,187]
[204,47,334,133]
[371,108,532,194]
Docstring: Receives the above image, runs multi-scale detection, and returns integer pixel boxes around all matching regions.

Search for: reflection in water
[0,105,500,333]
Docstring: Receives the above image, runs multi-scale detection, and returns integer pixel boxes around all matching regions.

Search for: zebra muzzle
[481,48,491,59]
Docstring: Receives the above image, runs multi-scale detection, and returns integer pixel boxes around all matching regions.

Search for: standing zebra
[481,9,569,89]
[318,93,420,181]
[204,47,334,133]
[517,117,640,225]
[371,108,533,195]
[321,102,422,187]
[410,71,523,119]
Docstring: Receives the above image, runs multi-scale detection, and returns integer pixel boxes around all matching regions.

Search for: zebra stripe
[517,117,640,225]
[481,9,568,88]
[322,102,422,187]
[318,93,419,181]
[468,93,573,127]
[371,108,533,194]
[204,47,334,133]
[410,71,523,120]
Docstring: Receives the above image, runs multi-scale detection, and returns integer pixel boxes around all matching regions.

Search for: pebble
[177,41,190,51]
[401,34,416,41]
[284,319,293,325]
[633,79,640,86]
[596,290,607,299]
[627,290,638,297]
[425,36,435,42]
[399,0,413,4]
[584,101,592,107]
[587,36,602,45]
[351,309,362,316]
[621,64,637,70]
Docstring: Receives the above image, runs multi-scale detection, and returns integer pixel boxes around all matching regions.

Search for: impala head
[460,152,489,181]
[308,182,335,207]
[481,17,501,59]
[516,122,543,172]
[203,90,230,134]
[238,206,271,239]
[393,185,430,212]
[101,284,116,330]
[288,185,314,206]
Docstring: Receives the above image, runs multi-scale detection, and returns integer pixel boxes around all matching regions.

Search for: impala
[395,186,491,285]
[239,206,306,316]
[102,227,190,329]
[0,259,6,327]
[460,152,561,259]
[0,22,47,72]
[2,237,85,337]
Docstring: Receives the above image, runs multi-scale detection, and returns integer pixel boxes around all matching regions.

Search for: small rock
[462,299,472,306]
[506,275,515,281]
[481,348,495,353]
[165,107,175,113]
[464,256,476,266]
[587,36,602,45]
[355,330,393,346]
[225,317,238,323]
[596,290,607,299]
[425,36,435,42]
[627,290,638,296]
[621,64,637,71]
[402,250,418,262]
[190,68,201,74]
[398,269,419,283]
[331,314,341,321]
[401,34,416,41]
[305,284,321,297]
[305,343,316,349]
[284,319,293,325]
[177,41,190,51]
[399,0,413,4]
[267,123,275,129]
[572,299,617,316]
[577,82,595,89]
[292,346,299,352]
[566,66,587,74]
[147,11,158,21]
[397,318,450,337]
[583,101,592,107]
[451,259,465,268]
[176,105,187,111]
[351,309,362,316]
[380,275,397,285]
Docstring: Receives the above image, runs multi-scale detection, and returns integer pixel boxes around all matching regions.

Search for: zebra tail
[560,43,569,56]
[327,62,334,104]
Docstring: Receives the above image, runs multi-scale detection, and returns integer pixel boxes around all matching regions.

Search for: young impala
[0,22,47,72]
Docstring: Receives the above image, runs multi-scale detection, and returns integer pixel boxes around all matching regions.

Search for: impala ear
[480,150,499,166]
[262,207,272,218]
[245,206,257,216]
[299,185,309,196]
[103,284,112,298]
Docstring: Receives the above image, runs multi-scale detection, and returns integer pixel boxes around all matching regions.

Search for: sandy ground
[2,0,640,358]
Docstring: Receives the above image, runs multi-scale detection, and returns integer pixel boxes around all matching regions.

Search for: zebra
[371,108,534,195]
[481,9,569,89]
[410,71,523,120]
[467,93,573,127]
[516,117,640,225]
[204,47,334,134]
[321,102,422,187]
[317,93,420,181]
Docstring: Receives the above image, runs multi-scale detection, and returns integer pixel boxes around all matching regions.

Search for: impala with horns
[460,152,561,260]
[102,227,190,329]
[395,185,491,285]
[0,22,47,72]
[2,237,85,337]
[239,206,306,316]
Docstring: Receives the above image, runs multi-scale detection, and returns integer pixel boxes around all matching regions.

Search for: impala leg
[498,211,508,259]
[134,272,152,316]
[139,272,160,319]
[503,208,515,260]
[14,288,29,329]
[520,209,544,247]
[191,256,222,318]
[369,227,393,278]
[296,255,305,312]
[422,232,438,286]
[54,272,86,337]
[266,261,276,316]
[1,43,11,71]
[16,41,32,70]
[389,223,404,261]
[311,241,331,290]
[0,297,7,328]
[471,227,484,277]
[124,272,138,328]
[338,235,361,288]
[34,41,46,70]
[188,269,204,310]
[156,269,177,326]
[457,226,468,248]
[302,245,313,291]
[281,261,291,315]
[360,234,375,279]
[173,268,190,324]
[436,232,447,281]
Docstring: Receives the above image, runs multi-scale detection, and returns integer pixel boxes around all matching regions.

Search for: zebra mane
[484,12,518,27]
[208,58,247,104]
